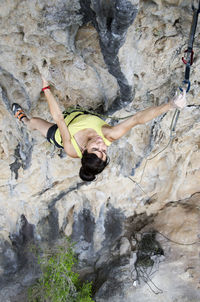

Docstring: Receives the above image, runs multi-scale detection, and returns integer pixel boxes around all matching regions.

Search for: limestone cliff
[0,1,200,301]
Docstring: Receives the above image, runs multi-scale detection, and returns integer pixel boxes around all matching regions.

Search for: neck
[74,129,98,153]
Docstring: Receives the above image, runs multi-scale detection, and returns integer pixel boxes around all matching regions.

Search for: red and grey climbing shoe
[12,103,27,122]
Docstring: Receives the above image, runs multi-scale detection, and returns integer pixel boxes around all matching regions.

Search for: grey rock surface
[0,0,199,301]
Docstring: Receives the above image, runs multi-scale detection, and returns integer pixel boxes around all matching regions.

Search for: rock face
[0,0,200,301]
[80,0,139,111]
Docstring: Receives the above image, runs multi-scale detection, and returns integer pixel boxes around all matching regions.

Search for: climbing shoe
[12,103,27,122]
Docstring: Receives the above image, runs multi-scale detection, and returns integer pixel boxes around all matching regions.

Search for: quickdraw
[173,1,200,134]
[180,0,200,92]
[131,2,200,187]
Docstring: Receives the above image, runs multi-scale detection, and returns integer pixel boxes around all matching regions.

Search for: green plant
[28,239,94,302]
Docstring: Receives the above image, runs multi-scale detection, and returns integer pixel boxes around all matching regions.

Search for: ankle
[22,116,29,124]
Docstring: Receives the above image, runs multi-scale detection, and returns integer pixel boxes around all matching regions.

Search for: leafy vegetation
[28,239,94,302]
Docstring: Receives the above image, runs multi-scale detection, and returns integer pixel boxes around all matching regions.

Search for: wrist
[169,100,175,109]
[42,86,50,92]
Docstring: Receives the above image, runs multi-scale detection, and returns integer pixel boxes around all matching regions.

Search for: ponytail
[79,167,96,182]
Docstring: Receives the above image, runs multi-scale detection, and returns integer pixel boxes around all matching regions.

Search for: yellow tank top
[54,112,111,158]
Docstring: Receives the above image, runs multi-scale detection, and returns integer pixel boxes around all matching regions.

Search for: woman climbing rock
[12,78,186,181]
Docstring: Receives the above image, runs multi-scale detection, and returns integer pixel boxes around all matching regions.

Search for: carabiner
[182,49,194,65]
[179,80,191,93]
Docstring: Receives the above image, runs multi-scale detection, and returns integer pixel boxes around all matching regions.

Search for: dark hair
[79,150,109,181]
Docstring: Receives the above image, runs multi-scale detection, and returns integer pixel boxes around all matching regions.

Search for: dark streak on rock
[9,144,22,180]
[0,215,36,281]
[9,215,35,250]
[0,85,10,110]
[36,182,87,241]
[72,208,95,243]
[10,137,34,180]
[94,256,129,298]
[38,207,60,242]
[48,181,86,209]
[80,0,139,112]
[103,204,125,247]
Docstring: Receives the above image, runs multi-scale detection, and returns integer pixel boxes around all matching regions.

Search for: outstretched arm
[104,90,186,142]
[42,78,78,158]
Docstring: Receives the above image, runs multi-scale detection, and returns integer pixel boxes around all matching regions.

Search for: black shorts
[46,124,64,149]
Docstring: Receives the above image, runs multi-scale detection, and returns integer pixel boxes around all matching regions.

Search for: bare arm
[104,90,186,142]
[42,79,78,158]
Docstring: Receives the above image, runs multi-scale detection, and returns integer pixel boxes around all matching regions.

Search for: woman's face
[86,136,107,161]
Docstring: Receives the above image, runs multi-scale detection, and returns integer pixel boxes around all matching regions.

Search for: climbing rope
[156,230,199,246]
[63,105,133,121]
[71,2,200,131]
[129,2,200,189]
[135,108,184,186]
[172,0,200,133]
[66,2,200,192]
[181,0,200,92]
[128,110,182,192]
[131,230,199,294]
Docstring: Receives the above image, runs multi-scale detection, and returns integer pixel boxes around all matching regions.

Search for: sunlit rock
[0,0,200,301]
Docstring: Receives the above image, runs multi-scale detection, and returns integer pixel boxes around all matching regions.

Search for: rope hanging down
[129,3,200,190]
[65,2,200,147]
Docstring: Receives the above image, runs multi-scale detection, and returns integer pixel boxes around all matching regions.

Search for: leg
[12,103,54,137]
[23,117,54,137]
